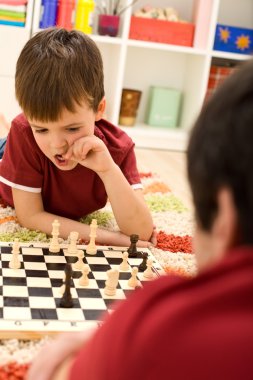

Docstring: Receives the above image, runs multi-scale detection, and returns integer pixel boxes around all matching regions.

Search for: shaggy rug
[0,170,196,378]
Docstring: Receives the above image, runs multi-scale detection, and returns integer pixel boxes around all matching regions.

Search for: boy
[28,59,253,379]
[0,28,154,246]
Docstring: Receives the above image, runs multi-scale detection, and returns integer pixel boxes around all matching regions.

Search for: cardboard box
[129,16,195,47]
[146,86,182,128]
[213,24,253,55]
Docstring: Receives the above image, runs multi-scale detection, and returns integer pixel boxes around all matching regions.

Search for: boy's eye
[34,129,48,133]
[67,127,80,132]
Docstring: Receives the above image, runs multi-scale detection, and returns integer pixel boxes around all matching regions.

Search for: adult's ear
[212,187,238,261]
[95,97,106,121]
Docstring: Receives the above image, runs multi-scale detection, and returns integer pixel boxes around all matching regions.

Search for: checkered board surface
[0,243,164,338]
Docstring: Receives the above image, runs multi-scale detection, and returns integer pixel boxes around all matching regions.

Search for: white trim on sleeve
[131,183,143,190]
[0,176,42,193]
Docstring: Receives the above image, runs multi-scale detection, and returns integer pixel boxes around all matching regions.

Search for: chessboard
[0,242,165,339]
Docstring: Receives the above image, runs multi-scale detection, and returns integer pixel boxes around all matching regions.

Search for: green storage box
[146,86,182,128]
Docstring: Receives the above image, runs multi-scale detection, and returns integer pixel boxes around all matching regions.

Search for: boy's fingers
[63,145,74,160]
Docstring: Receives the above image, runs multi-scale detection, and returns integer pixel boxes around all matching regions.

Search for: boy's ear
[212,187,238,260]
[95,97,106,121]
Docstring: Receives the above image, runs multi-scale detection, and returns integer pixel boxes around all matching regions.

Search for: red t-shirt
[0,114,141,219]
[70,246,253,380]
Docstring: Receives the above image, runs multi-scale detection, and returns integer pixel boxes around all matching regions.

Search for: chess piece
[143,258,154,279]
[128,266,139,288]
[49,219,60,253]
[127,234,139,258]
[67,231,79,255]
[73,249,85,270]
[59,272,66,295]
[138,252,148,272]
[9,239,21,269]
[119,251,129,271]
[79,264,90,286]
[86,219,97,255]
[60,263,73,308]
[104,269,119,296]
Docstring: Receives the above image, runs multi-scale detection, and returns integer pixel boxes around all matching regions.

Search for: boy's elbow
[139,223,153,242]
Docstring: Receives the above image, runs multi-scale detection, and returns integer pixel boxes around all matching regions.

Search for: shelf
[212,50,251,61]
[90,35,123,45]
[127,39,207,56]
[120,124,189,151]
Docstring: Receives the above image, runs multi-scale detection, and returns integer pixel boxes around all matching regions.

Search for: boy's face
[28,101,104,171]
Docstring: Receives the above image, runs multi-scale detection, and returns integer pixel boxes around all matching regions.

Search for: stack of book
[0,0,27,27]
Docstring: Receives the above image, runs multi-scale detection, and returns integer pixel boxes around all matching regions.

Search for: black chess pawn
[127,234,139,258]
[60,263,73,308]
[138,252,148,272]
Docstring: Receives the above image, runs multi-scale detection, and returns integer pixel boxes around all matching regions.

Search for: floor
[135,148,193,210]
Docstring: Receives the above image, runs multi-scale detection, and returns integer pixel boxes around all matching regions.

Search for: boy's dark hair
[15,28,105,121]
[187,59,253,244]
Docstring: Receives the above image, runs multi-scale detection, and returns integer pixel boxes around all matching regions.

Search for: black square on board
[31,308,58,320]
[46,263,66,271]
[4,296,29,307]
[25,270,49,278]
[28,287,53,297]
[3,277,27,286]
[22,255,45,263]
[76,288,101,298]
[89,264,111,272]
[83,309,108,321]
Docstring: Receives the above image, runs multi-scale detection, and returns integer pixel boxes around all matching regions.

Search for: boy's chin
[54,161,78,171]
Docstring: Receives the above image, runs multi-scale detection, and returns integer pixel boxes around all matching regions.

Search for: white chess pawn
[49,219,60,253]
[79,264,90,286]
[12,238,20,255]
[9,239,21,269]
[119,251,129,271]
[128,267,139,288]
[104,269,119,296]
[73,250,84,270]
[67,231,79,255]
[86,219,97,255]
[143,259,154,279]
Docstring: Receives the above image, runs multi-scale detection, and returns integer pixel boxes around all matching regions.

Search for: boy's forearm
[19,211,149,246]
[98,165,153,241]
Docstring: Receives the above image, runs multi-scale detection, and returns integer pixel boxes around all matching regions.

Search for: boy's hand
[63,135,115,173]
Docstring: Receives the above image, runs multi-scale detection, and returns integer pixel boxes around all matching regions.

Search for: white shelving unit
[0,0,34,121]
[1,0,253,150]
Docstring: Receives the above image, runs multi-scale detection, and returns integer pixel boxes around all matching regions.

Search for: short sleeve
[119,144,142,187]
[0,117,43,190]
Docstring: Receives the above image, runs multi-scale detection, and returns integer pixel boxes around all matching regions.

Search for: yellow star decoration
[236,34,250,50]
[219,27,230,43]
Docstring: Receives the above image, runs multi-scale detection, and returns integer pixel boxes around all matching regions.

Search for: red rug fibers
[156,231,193,253]
[0,363,29,380]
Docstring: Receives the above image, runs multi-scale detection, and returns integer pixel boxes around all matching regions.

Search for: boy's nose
[50,136,67,150]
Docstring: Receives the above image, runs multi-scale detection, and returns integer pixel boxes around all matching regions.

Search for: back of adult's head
[187,59,253,244]
[15,27,105,122]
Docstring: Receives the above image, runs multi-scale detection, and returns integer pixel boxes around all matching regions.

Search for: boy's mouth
[54,154,67,165]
